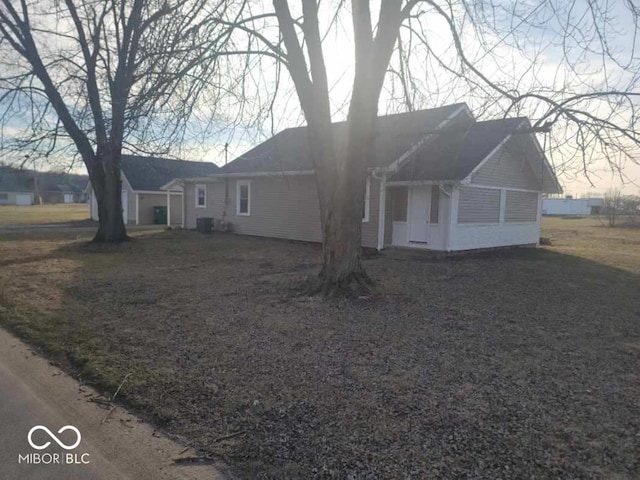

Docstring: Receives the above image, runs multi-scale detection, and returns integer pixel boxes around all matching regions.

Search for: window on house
[392,187,408,222]
[0,193,8,201]
[237,180,250,215]
[195,184,206,208]
[362,177,371,222]
[505,190,538,222]
[430,186,440,224]
[458,187,500,224]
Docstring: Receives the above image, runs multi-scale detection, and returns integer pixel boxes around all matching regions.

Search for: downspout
[374,172,387,251]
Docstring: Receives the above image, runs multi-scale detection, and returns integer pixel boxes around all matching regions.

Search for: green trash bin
[154,206,168,225]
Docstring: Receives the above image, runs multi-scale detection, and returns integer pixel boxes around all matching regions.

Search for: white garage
[15,194,33,205]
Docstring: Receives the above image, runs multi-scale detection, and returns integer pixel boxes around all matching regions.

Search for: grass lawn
[0,217,638,478]
[0,203,90,225]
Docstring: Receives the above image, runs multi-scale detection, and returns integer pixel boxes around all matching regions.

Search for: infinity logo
[27,425,82,451]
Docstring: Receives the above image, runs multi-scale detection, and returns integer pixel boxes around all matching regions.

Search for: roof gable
[121,155,219,191]
[389,117,528,182]
[221,103,468,174]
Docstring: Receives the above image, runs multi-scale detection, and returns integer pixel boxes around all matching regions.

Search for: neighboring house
[36,172,88,204]
[163,103,562,252]
[542,197,604,216]
[87,155,218,225]
[0,168,34,205]
[0,166,87,205]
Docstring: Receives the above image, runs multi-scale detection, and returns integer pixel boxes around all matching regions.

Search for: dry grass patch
[0,224,639,479]
[542,216,640,274]
[0,203,89,225]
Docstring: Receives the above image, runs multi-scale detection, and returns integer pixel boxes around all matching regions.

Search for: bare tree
[604,188,623,227]
[221,0,639,294]
[0,0,233,241]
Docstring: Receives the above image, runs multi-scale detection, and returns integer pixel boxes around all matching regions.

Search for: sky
[191,0,640,197]
[1,0,638,197]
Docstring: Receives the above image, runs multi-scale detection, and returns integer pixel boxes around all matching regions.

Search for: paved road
[0,328,232,480]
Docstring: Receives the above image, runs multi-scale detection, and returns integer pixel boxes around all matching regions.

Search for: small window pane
[196,186,206,206]
[0,193,8,200]
[430,187,440,224]
[238,182,250,214]
[392,188,408,221]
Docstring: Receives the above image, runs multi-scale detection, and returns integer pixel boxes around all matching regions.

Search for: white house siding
[451,186,540,251]
[470,143,541,190]
[124,180,136,225]
[0,192,34,205]
[450,223,539,250]
[183,175,381,249]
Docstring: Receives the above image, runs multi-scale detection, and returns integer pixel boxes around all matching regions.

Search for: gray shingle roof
[221,103,467,174]
[0,167,87,193]
[38,172,88,193]
[121,155,219,191]
[389,117,528,182]
[0,167,32,192]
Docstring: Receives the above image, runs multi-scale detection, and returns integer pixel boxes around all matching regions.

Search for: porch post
[181,182,186,229]
[377,175,386,251]
[135,193,139,225]
[166,189,171,226]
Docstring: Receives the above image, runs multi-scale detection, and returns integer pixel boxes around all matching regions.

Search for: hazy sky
[2,1,637,196]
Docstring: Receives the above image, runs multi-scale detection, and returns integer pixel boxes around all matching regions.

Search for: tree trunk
[314,106,377,295]
[89,149,128,243]
[316,191,372,296]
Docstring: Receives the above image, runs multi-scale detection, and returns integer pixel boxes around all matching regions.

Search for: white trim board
[463,184,541,193]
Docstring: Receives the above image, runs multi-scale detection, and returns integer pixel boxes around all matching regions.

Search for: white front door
[121,189,128,224]
[409,186,430,243]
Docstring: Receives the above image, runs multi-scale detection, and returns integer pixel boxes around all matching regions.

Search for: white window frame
[195,184,206,208]
[362,177,371,223]
[236,180,251,216]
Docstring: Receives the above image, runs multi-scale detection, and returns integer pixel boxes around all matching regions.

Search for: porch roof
[388,117,526,183]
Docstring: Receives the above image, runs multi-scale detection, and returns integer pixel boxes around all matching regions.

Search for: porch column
[166,189,171,226]
[181,183,186,229]
[377,175,386,251]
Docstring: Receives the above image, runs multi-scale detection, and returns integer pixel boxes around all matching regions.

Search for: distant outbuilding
[86,155,218,225]
[542,197,604,216]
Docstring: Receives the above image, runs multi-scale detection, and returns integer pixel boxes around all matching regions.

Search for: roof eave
[386,179,462,186]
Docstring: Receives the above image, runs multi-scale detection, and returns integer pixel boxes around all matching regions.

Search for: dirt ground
[0,217,638,479]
